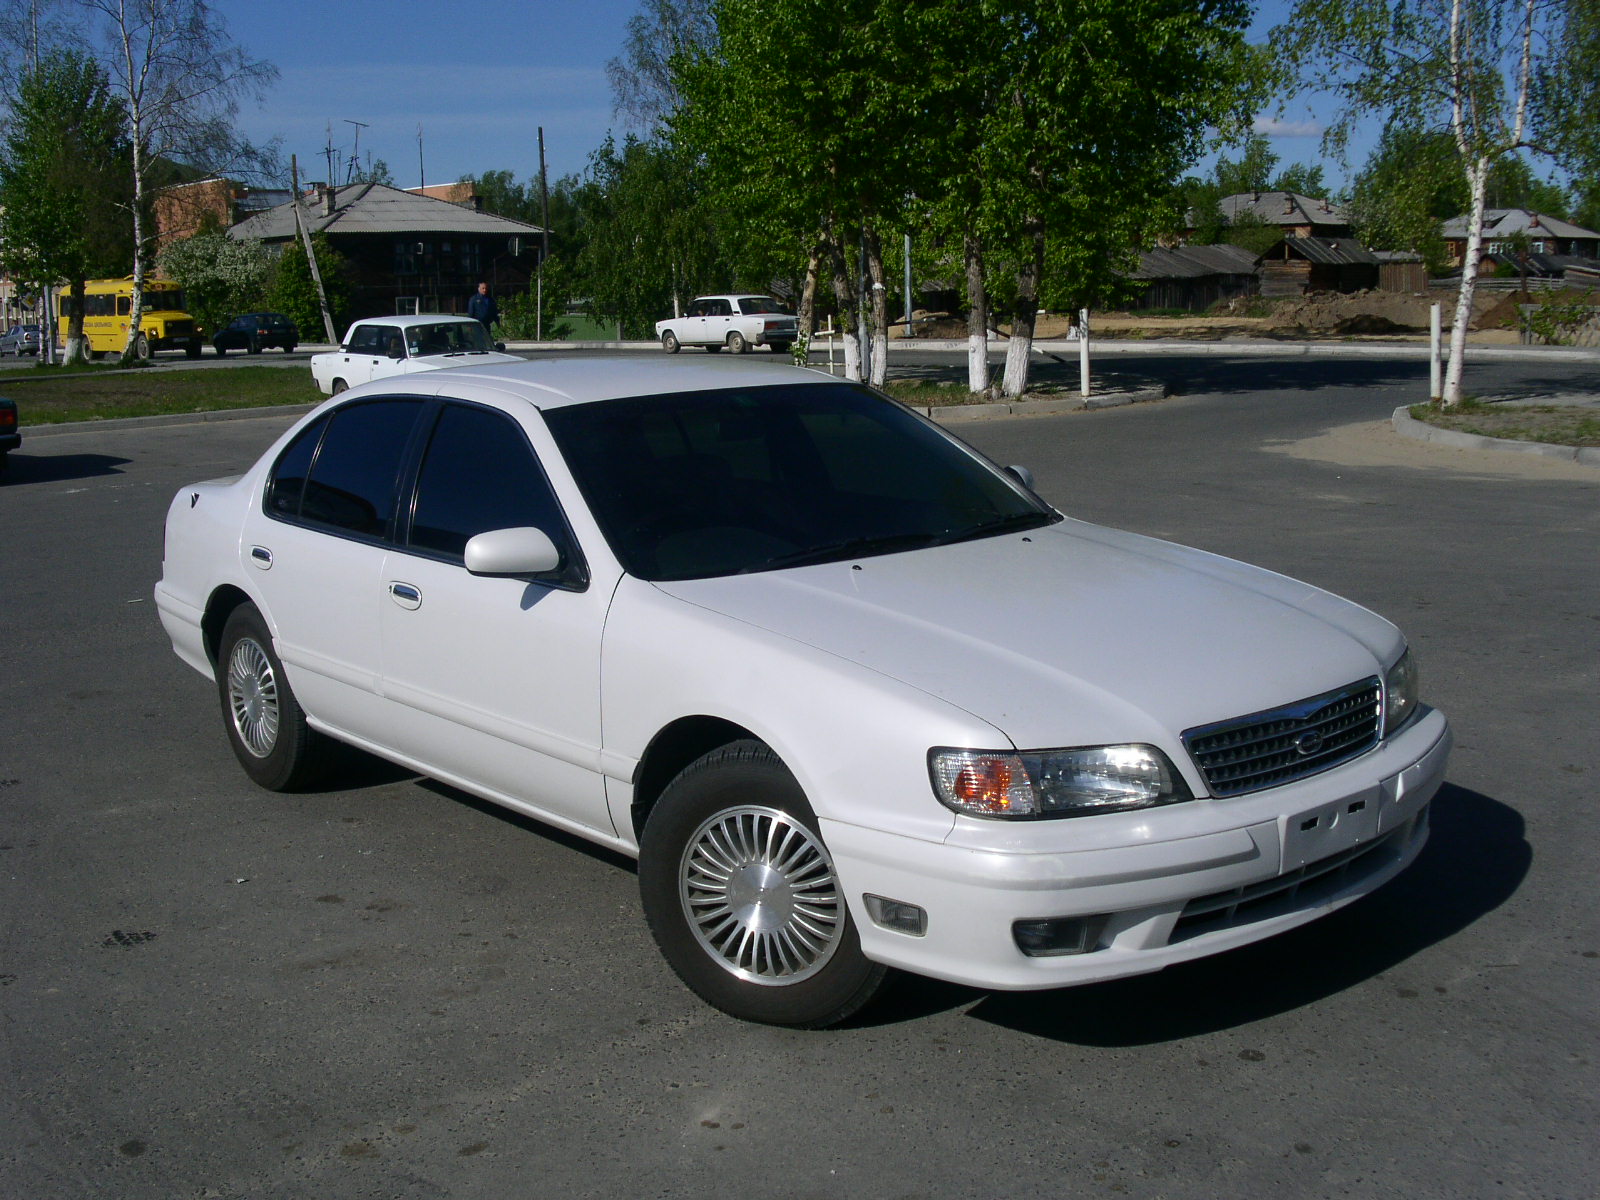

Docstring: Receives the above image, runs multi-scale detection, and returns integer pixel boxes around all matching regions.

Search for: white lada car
[655,294,798,354]
[155,358,1451,1027]
[310,313,521,395]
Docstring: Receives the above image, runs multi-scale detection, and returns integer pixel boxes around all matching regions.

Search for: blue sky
[220,0,1336,195]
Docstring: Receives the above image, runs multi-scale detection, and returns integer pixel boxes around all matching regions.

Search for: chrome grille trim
[1182,677,1381,797]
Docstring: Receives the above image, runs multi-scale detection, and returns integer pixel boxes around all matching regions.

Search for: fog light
[863,894,927,937]
[1013,915,1108,957]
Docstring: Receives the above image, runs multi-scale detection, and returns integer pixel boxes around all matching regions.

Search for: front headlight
[929,744,1192,819]
[1384,648,1420,735]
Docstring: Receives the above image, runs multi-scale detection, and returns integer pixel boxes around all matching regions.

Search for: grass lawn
[0,363,320,425]
[1408,399,1600,447]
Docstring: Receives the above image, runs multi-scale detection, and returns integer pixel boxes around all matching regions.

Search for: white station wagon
[155,359,1451,1027]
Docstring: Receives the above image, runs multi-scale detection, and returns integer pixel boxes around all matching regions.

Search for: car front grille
[1182,677,1381,797]
[165,320,194,338]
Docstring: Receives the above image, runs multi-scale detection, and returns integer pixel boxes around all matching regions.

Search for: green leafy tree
[1276,0,1568,403]
[0,48,132,362]
[156,228,273,335]
[1348,128,1466,270]
[266,233,351,336]
[498,256,574,340]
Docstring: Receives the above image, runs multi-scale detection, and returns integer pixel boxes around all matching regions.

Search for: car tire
[662,330,680,354]
[284,343,296,354]
[639,740,888,1028]
[185,344,201,359]
[331,379,348,394]
[216,604,329,791]
[132,333,150,361]
[727,331,749,354]
[214,344,227,356]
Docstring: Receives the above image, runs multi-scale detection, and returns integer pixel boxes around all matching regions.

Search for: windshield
[543,382,1057,581]
[147,289,187,312]
[407,320,493,356]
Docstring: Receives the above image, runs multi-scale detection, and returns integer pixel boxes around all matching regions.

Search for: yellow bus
[59,278,205,360]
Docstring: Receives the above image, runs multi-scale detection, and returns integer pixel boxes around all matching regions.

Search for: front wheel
[639,740,888,1027]
[132,333,150,361]
[216,604,328,791]
[662,330,680,354]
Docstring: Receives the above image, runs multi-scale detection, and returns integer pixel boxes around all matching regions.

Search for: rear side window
[407,404,570,560]
[270,400,423,538]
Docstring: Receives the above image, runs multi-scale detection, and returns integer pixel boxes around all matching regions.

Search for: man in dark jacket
[467,282,499,332]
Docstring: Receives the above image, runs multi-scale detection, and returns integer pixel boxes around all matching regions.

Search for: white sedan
[155,358,1450,1027]
[309,314,521,395]
[655,294,798,354]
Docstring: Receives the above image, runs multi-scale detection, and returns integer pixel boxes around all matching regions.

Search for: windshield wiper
[927,510,1060,547]
[740,532,942,573]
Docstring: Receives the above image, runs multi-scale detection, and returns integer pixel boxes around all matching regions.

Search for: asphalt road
[2,352,1596,1199]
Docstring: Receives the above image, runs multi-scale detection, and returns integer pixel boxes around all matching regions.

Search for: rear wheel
[639,740,887,1027]
[331,379,348,394]
[727,330,749,354]
[662,330,680,354]
[284,342,297,354]
[214,343,227,356]
[216,604,329,791]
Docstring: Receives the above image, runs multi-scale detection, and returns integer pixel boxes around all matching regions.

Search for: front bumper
[822,707,1451,991]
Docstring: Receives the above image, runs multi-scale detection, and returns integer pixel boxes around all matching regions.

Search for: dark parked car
[213,312,298,356]
[1,397,20,471]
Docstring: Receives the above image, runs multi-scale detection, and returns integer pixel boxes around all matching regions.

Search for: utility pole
[291,155,339,344]
[538,126,550,342]
[417,124,425,190]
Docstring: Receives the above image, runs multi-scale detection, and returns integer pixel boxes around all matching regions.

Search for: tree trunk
[122,133,147,365]
[823,226,863,381]
[796,240,821,349]
[65,274,89,364]
[864,225,889,387]
[964,232,990,395]
[1001,218,1045,397]
[1443,157,1489,405]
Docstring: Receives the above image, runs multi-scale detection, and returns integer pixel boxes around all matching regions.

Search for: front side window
[407,404,577,578]
[275,400,423,537]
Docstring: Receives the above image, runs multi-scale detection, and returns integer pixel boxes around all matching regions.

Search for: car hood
[416,350,524,368]
[652,519,1402,749]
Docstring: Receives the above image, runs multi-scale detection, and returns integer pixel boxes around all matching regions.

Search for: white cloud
[1254,117,1323,138]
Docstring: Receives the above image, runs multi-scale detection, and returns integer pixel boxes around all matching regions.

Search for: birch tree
[1276,0,1561,404]
[77,0,275,362]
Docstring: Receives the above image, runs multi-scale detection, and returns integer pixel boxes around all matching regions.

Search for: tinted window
[297,400,423,537]
[347,324,389,353]
[544,383,1054,581]
[266,415,329,517]
[408,404,569,560]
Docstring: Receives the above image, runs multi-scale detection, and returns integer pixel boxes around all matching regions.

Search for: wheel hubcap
[227,637,280,758]
[679,805,842,985]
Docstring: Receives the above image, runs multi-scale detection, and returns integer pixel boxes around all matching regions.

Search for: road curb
[1390,404,1600,468]
[24,402,320,438]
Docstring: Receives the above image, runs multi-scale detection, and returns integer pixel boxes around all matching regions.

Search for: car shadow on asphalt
[858,783,1530,1041]
[0,451,131,484]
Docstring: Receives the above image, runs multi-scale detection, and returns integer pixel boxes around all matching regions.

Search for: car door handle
[249,545,272,569]
[388,581,422,610]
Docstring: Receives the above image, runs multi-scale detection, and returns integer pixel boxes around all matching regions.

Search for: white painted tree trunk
[964,234,989,394]
[842,332,862,381]
[1001,335,1031,396]
[1442,157,1488,404]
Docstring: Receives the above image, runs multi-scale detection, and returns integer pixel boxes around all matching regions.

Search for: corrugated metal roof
[1218,191,1349,227]
[1133,243,1260,279]
[1274,236,1380,266]
[1439,208,1600,241]
[227,181,546,242]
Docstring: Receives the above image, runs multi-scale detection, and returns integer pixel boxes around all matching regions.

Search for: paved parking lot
[2,354,1595,1199]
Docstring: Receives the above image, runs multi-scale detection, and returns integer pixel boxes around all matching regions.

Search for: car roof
[349,313,479,330]
[413,356,846,410]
